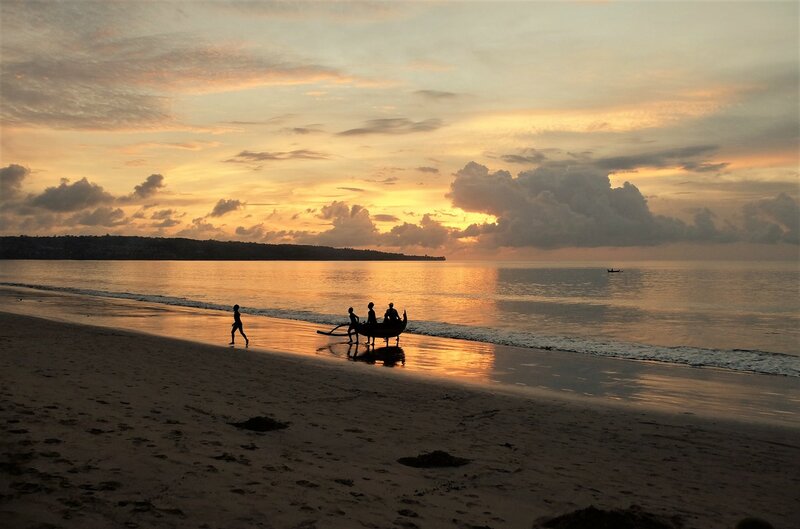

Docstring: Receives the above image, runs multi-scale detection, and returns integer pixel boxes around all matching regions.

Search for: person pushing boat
[384,302,400,324]
[347,307,360,344]
[365,302,377,345]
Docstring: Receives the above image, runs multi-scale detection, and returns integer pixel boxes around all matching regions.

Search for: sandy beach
[1,311,799,529]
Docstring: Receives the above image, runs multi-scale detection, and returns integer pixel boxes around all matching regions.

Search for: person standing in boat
[347,306,360,344]
[383,302,400,324]
[365,302,377,345]
[229,304,249,347]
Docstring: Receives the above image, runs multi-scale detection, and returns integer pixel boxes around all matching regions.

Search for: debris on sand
[397,450,470,468]
[535,505,683,529]
[229,416,289,432]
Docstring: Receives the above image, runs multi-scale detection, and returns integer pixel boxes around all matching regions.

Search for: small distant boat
[607,268,622,273]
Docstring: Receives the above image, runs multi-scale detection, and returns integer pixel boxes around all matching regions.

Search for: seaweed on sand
[397,450,470,468]
[229,416,289,432]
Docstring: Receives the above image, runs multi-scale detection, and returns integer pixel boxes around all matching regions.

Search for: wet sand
[2,285,798,426]
[1,312,799,529]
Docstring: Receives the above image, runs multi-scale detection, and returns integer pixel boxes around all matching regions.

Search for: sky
[1,0,798,259]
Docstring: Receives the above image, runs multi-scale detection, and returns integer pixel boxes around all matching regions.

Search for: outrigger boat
[317,310,408,345]
[607,268,622,273]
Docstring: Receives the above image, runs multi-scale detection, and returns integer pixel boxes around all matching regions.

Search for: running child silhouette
[230,304,249,347]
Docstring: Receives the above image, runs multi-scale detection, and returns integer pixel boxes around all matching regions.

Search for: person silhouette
[347,306,360,344]
[365,302,377,345]
[230,304,249,347]
[383,302,400,323]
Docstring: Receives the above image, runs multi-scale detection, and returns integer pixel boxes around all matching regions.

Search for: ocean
[1,259,798,377]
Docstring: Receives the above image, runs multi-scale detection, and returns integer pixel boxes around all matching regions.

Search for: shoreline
[2,279,798,377]
[2,312,799,528]
[1,285,799,428]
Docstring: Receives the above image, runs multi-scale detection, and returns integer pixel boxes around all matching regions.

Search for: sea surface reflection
[2,285,798,427]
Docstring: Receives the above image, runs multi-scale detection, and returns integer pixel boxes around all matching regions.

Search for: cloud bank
[447,162,797,248]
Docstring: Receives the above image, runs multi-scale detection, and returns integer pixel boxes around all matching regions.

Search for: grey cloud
[338,118,442,136]
[69,206,127,227]
[235,224,266,241]
[0,164,28,200]
[448,162,689,248]
[500,148,547,165]
[209,199,243,217]
[366,176,398,185]
[741,192,799,244]
[416,166,439,174]
[372,214,399,223]
[225,150,329,163]
[29,177,114,212]
[150,208,182,228]
[118,173,166,202]
[0,79,173,130]
[415,90,457,100]
[1,3,353,131]
[448,161,799,248]
[154,218,181,228]
[296,201,379,247]
[380,214,452,248]
[680,161,729,173]
[337,187,365,193]
[285,126,324,135]
[151,208,179,220]
[593,145,719,172]
[176,217,228,240]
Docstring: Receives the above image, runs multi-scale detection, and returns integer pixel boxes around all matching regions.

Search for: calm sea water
[1,260,798,376]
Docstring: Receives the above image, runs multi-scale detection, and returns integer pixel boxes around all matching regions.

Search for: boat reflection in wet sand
[348,345,405,367]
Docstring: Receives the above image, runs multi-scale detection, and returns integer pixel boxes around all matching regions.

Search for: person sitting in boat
[365,302,377,345]
[383,302,400,324]
[347,306,360,344]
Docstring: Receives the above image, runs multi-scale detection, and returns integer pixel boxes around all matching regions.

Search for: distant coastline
[0,235,446,261]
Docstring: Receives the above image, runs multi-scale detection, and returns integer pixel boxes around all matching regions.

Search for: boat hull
[354,311,407,338]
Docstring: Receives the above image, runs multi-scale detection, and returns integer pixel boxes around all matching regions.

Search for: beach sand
[1,312,798,529]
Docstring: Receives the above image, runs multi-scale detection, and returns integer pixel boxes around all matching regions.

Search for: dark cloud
[741,192,799,244]
[295,201,378,247]
[68,206,127,227]
[149,208,182,228]
[285,126,324,135]
[29,177,114,212]
[154,218,181,228]
[176,217,227,240]
[337,187,365,193]
[593,145,719,172]
[415,90,457,100]
[381,214,452,248]
[0,164,28,200]
[372,214,399,223]
[1,3,355,130]
[337,118,442,136]
[366,176,398,185]
[209,199,243,217]
[151,208,178,220]
[680,161,729,173]
[235,224,266,241]
[448,162,689,248]
[500,148,547,165]
[0,80,173,130]
[131,174,165,199]
[225,149,329,163]
[416,166,439,174]
[448,161,799,248]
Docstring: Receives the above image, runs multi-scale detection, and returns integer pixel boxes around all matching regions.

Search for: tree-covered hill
[0,236,446,261]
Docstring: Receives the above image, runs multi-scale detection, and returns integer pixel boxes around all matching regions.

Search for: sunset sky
[1,1,798,259]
